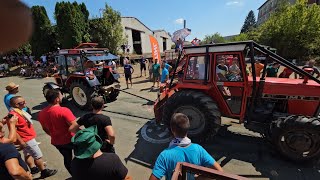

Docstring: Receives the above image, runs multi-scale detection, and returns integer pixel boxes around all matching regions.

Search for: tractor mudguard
[44,82,61,89]
[85,76,101,87]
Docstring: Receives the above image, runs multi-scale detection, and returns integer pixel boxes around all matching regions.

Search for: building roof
[121,16,153,32]
[258,0,270,10]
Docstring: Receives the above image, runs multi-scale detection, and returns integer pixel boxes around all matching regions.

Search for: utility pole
[183,19,186,28]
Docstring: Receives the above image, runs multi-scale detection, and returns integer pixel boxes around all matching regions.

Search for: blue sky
[22,0,266,40]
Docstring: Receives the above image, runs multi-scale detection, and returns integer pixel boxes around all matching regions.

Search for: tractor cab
[155,41,320,162]
[43,45,121,110]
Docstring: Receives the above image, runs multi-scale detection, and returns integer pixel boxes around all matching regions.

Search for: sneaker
[40,169,58,178]
[30,167,39,174]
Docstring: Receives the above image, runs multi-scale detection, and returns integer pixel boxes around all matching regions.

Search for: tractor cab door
[213,52,248,120]
[54,55,68,86]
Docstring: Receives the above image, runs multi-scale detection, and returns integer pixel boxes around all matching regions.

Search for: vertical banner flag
[149,35,161,63]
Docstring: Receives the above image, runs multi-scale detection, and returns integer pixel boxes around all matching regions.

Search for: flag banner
[149,35,161,62]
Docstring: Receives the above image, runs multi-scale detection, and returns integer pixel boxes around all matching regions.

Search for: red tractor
[154,41,320,162]
[43,44,120,110]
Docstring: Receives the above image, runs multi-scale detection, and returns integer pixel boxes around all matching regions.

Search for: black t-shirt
[71,153,128,180]
[0,143,29,180]
[77,113,112,141]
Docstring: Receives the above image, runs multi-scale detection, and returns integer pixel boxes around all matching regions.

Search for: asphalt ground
[0,64,319,180]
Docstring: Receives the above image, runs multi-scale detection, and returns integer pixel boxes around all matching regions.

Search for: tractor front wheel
[271,115,320,162]
[70,81,96,110]
[162,90,221,143]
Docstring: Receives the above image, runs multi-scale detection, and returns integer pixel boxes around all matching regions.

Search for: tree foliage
[55,2,90,48]
[259,0,320,59]
[241,10,257,33]
[201,33,225,44]
[89,4,125,54]
[30,6,55,57]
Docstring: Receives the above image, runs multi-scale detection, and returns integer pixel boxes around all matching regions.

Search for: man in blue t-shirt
[160,62,169,83]
[124,62,134,89]
[163,60,172,71]
[149,113,223,180]
[4,82,28,113]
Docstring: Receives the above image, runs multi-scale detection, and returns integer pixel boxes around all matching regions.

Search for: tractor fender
[44,82,60,89]
[85,76,101,87]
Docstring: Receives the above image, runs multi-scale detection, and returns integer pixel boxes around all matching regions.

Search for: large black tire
[70,81,96,110]
[162,90,221,143]
[271,115,320,162]
[107,88,120,102]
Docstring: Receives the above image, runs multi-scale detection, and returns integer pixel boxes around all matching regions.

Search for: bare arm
[105,125,115,145]
[149,174,159,180]
[1,116,18,144]
[69,121,81,133]
[211,162,223,172]
[5,158,32,180]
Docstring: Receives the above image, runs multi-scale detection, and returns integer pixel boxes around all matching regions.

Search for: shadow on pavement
[132,79,151,85]
[120,89,155,103]
[31,100,89,120]
[126,122,320,179]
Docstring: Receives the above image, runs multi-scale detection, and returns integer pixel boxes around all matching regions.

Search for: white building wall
[121,17,173,55]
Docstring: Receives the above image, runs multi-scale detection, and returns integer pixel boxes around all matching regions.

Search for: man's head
[273,63,280,68]
[154,59,158,64]
[170,113,190,138]
[91,96,104,111]
[45,89,63,105]
[10,96,26,110]
[161,61,167,69]
[5,82,19,94]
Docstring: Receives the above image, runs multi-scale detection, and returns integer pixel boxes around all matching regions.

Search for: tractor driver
[84,60,96,80]
[216,59,228,81]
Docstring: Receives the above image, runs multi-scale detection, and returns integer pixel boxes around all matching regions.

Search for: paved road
[0,66,319,180]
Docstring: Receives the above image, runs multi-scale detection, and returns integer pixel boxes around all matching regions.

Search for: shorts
[140,64,146,71]
[125,73,132,81]
[23,139,43,160]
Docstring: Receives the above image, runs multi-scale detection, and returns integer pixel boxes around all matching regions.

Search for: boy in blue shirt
[124,62,134,89]
[149,113,223,180]
[4,82,29,113]
[160,62,169,83]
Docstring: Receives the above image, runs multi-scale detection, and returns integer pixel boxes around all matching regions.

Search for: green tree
[89,4,125,54]
[55,2,89,48]
[201,33,225,44]
[259,0,320,59]
[30,6,55,57]
[241,10,257,33]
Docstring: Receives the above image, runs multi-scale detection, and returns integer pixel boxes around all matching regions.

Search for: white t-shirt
[40,56,47,63]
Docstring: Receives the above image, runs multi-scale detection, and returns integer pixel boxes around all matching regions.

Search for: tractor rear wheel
[271,115,320,162]
[70,81,96,110]
[162,90,221,143]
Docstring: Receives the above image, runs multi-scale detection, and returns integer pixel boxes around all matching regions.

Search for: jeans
[54,143,73,175]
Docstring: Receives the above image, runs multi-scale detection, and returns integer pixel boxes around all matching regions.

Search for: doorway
[132,30,142,54]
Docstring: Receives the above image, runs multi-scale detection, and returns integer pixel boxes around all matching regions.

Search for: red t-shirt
[38,105,76,145]
[9,111,36,142]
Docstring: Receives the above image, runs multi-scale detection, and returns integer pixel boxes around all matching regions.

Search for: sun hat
[5,82,19,91]
[71,125,102,159]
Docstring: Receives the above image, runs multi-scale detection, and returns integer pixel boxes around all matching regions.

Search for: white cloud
[174,18,184,24]
[226,1,243,6]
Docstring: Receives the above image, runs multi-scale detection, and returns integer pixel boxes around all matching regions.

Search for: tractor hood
[248,76,320,97]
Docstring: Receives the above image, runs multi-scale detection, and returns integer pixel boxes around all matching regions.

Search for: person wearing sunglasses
[8,96,57,178]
